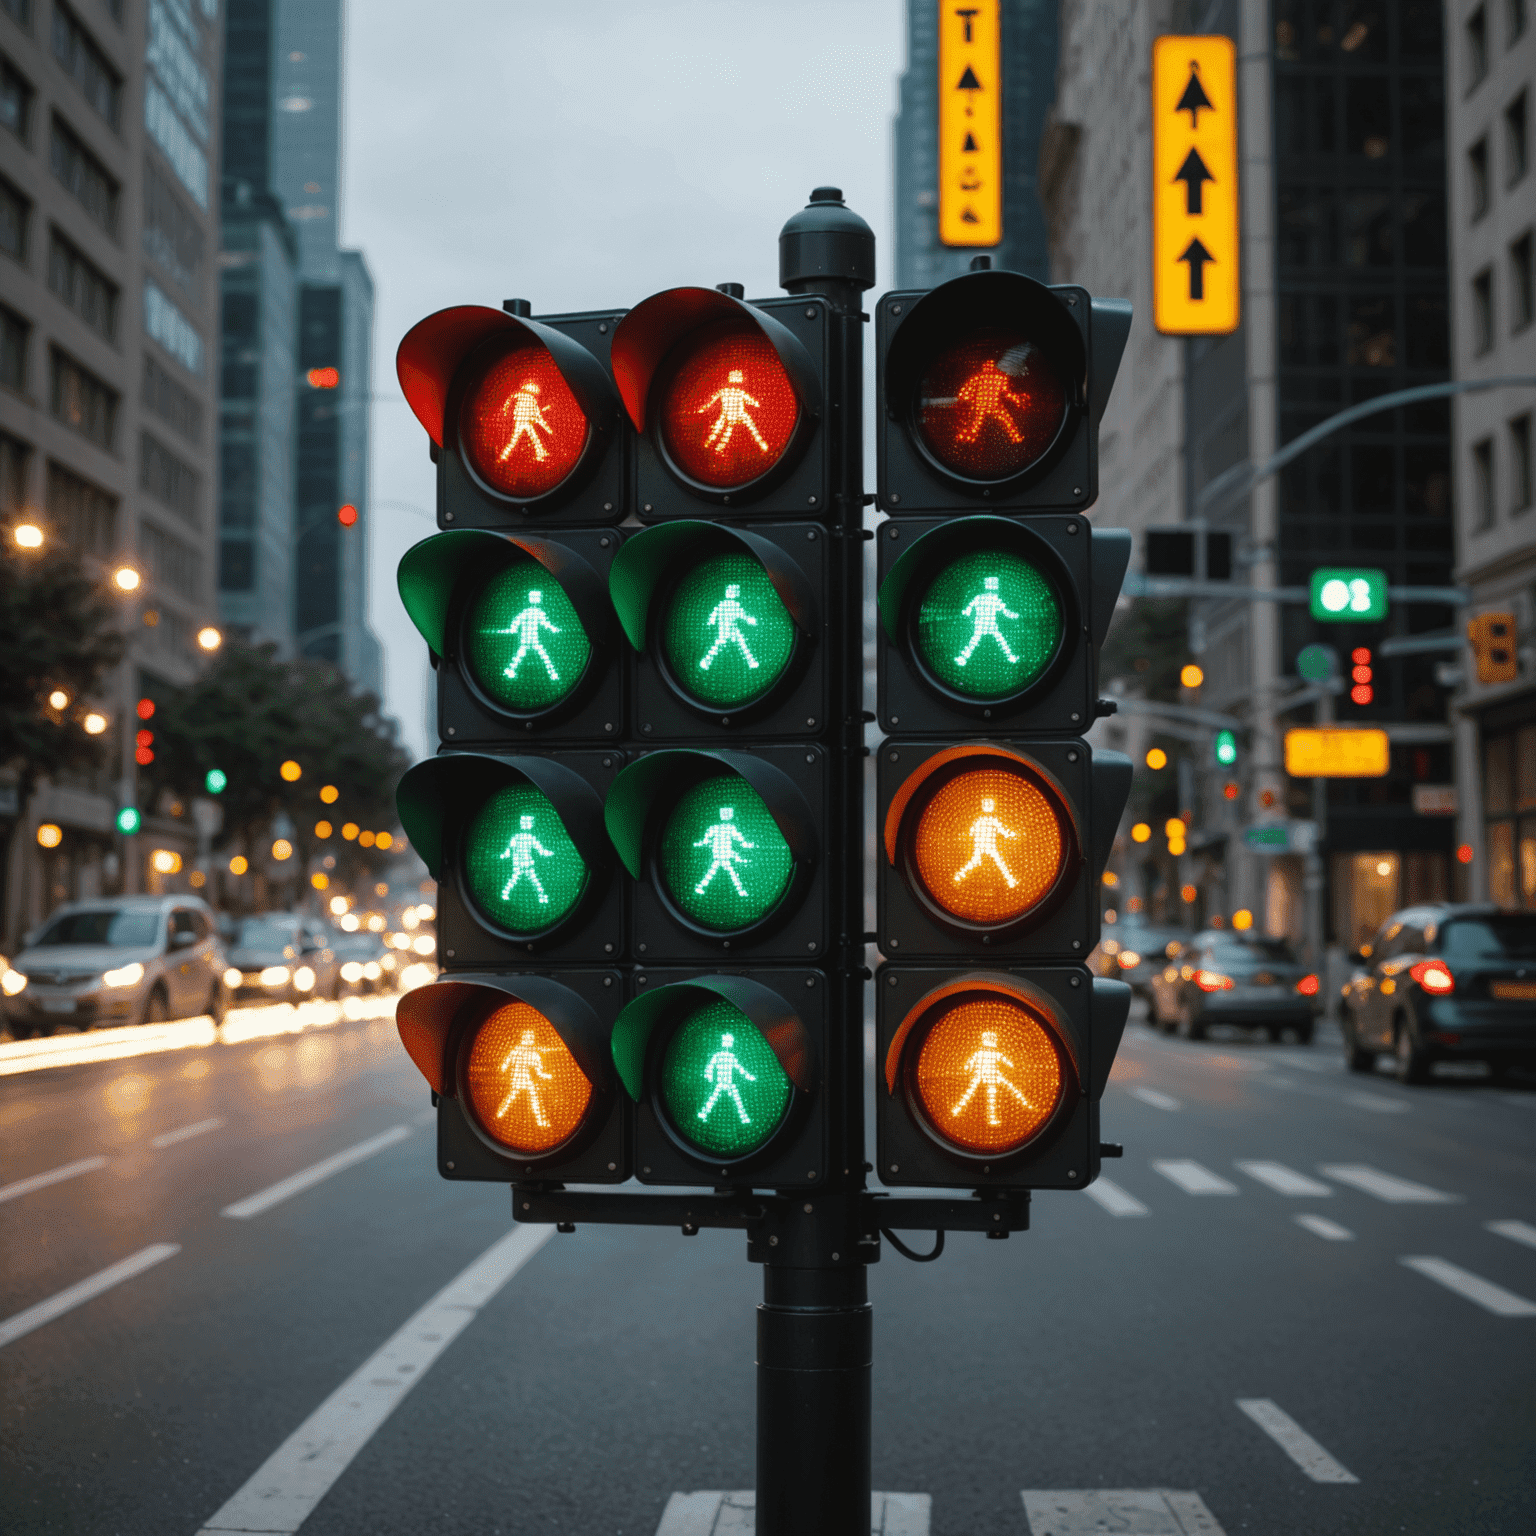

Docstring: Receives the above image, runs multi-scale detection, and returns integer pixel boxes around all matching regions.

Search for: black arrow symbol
[1178,237,1215,300]
[1176,64,1213,127]
[1173,146,1215,214]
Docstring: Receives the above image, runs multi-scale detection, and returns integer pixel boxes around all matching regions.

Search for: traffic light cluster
[391,224,1133,1209]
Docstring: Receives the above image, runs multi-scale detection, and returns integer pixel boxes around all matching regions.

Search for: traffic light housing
[1468,612,1518,684]
[397,972,628,1183]
[876,268,1131,515]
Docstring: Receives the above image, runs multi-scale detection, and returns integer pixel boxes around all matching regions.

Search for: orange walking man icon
[955,359,1027,444]
[698,370,771,456]
[501,380,554,463]
[951,1029,1033,1127]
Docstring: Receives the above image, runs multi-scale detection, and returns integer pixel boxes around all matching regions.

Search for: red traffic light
[337,504,358,527]
[461,341,590,499]
[136,698,155,720]
[307,367,340,389]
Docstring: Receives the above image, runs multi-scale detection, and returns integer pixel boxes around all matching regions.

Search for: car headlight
[340,961,363,984]
[223,967,243,989]
[1,968,27,997]
[294,966,316,992]
[103,961,145,989]
[260,965,291,988]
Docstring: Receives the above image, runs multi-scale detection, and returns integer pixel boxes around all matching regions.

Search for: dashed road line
[0,1154,108,1205]
[1487,1219,1536,1251]
[1130,1087,1182,1112]
[1237,1161,1332,1197]
[150,1116,224,1149]
[1294,1214,1354,1242]
[220,1124,412,1220]
[1318,1164,1460,1204]
[1021,1489,1226,1534]
[1083,1178,1149,1217]
[0,1243,180,1350]
[1399,1257,1536,1317]
[1152,1160,1239,1196]
[1235,1398,1358,1483]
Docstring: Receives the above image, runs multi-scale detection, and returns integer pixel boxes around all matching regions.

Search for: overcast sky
[339,0,907,757]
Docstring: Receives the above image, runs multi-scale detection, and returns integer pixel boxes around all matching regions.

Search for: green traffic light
[659,997,792,1158]
[116,806,141,836]
[660,552,796,710]
[1214,729,1237,766]
[204,768,227,795]
[463,783,588,935]
[914,549,1063,700]
[1308,567,1388,622]
[463,556,590,712]
[658,775,793,931]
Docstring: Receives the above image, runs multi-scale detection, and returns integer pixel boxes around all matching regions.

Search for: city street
[2,1003,1532,1536]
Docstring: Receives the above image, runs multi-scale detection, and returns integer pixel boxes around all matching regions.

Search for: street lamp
[13,523,43,549]
[48,690,69,710]
[82,712,108,735]
[113,565,141,592]
[197,626,222,651]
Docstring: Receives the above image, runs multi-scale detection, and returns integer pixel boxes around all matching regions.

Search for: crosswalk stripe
[1317,1164,1459,1204]
[1021,1489,1226,1534]
[0,1154,108,1205]
[220,1125,412,1219]
[1152,1159,1239,1195]
[1400,1257,1536,1317]
[1083,1178,1149,1217]
[656,1491,930,1535]
[0,1243,180,1350]
[1237,1161,1332,1197]
[197,1225,551,1534]
[151,1116,224,1149]
[1130,1086,1182,1112]
[1236,1398,1358,1483]
[1487,1219,1536,1251]
[1294,1214,1354,1242]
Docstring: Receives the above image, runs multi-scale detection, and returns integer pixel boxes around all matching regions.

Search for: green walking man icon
[698,1031,756,1125]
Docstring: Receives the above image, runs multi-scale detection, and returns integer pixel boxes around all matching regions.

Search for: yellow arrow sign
[1153,35,1239,334]
[939,1,1001,247]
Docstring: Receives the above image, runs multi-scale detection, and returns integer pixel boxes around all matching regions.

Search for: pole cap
[779,188,876,295]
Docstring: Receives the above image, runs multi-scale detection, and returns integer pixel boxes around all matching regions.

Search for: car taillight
[1117,950,1142,970]
[1409,960,1455,996]
[1295,973,1320,996]
[1194,969,1234,992]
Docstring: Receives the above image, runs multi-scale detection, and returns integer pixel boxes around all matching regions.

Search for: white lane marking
[0,1155,108,1205]
[196,1225,551,1535]
[0,1243,180,1350]
[1083,1178,1149,1217]
[1021,1489,1226,1534]
[220,1125,412,1220]
[1344,1091,1410,1114]
[1238,1161,1332,1197]
[1400,1257,1536,1317]
[1487,1219,1536,1251]
[1294,1214,1354,1242]
[656,1491,930,1535]
[151,1116,224,1149]
[1152,1159,1239,1196]
[1130,1086,1182,1112]
[1318,1164,1460,1204]
[1235,1398,1359,1483]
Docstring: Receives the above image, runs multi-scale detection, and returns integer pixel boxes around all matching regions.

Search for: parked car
[3,896,227,1037]
[1149,932,1320,1041]
[1339,903,1536,1083]
[332,931,390,994]
[224,914,342,1005]
[1098,922,1191,998]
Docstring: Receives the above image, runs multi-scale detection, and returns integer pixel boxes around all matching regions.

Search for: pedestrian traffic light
[1214,729,1237,766]
[397,302,629,527]
[396,972,628,1182]
[1309,567,1388,622]
[610,971,825,1186]
[876,514,1130,732]
[876,265,1131,514]
[1467,612,1518,684]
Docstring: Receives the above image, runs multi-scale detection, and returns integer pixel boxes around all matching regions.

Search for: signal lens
[463,556,591,713]
[658,775,794,932]
[463,784,589,936]
[660,327,799,489]
[911,766,1066,926]
[464,1001,593,1154]
[658,998,792,1159]
[462,343,589,499]
[912,995,1064,1155]
[915,328,1067,481]
[914,549,1063,700]
[660,552,797,710]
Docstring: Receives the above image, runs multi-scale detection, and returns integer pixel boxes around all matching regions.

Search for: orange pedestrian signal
[463,1001,593,1155]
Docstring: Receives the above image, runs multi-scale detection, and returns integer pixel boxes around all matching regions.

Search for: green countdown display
[660,553,796,710]
[463,783,588,935]
[660,998,791,1158]
[463,556,590,712]
[915,550,1063,700]
[658,775,793,931]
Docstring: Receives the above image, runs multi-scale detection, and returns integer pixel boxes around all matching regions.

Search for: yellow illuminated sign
[1284,728,1390,779]
[938,1,1001,247]
[1152,35,1239,334]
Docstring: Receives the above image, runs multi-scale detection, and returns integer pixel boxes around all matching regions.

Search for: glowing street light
[197,626,223,651]
[83,712,108,735]
[36,823,63,849]
[13,523,44,549]
[113,566,141,592]
[280,759,302,782]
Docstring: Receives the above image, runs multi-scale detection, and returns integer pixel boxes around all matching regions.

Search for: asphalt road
[2,1001,1533,1536]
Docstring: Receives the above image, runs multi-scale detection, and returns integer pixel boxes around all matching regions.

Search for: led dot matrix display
[659,998,791,1158]
[464,784,589,935]
[659,776,794,932]
[464,557,590,712]
[661,553,797,710]
[464,1001,593,1154]
[463,343,589,498]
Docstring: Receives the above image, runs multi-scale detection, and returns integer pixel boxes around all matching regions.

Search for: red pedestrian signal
[462,341,591,499]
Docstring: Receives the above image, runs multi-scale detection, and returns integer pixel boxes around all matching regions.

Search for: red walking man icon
[955,359,1027,445]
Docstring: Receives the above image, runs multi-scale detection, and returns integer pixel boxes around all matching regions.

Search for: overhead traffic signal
[1467,612,1518,684]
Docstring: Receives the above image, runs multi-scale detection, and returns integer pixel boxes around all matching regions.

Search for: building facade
[2,0,224,939]
[1445,0,1536,910]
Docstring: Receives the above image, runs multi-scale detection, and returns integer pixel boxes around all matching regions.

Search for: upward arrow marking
[1178,237,1215,300]
[1173,147,1215,214]
[1175,65,1214,127]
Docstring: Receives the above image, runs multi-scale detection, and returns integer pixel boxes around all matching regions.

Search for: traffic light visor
[658,997,792,1158]
[464,782,590,937]
[660,775,794,932]
[464,554,591,712]
[462,342,589,499]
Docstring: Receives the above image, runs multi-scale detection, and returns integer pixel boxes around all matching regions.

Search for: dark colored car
[1098,923,1191,998]
[225,914,342,1005]
[1149,933,1321,1042]
[1340,904,1536,1082]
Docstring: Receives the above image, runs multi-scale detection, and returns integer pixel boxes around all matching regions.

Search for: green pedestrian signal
[463,783,589,936]
[1214,729,1237,767]
[660,552,797,710]
[659,775,794,931]
[1309,567,1388,623]
[204,768,227,795]
[914,549,1063,700]
[659,998,793,1158]
[116,806,141,836]
[463,556,591,712]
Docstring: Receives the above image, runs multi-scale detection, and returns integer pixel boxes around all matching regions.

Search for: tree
[0,540,126,939]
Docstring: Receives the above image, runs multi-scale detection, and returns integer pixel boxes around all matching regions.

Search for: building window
[1483,726,1536,909]
[1513,232,1534,331]
[0,171,28,262]
[45,458,116,556]
[51,3,120,130]
[139,519,200,602]
[0,302,27,392]
[1473,267,1496,353]
[1,428,30,514]
[49,347,117,451]
[1,53,33,142]
[143,280,203,376]
[142,353,201,445]
[1468,6,1490,90]
[1512,414,1534,513]
[1511,0,1529,45]
[1508,92,1530,184]
[50,115,119,238]
[139,431,200,528]
[142,163,204,298]
[47,227,118,342]
[1470,137,1491,219]
[1473,437,1497,529]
